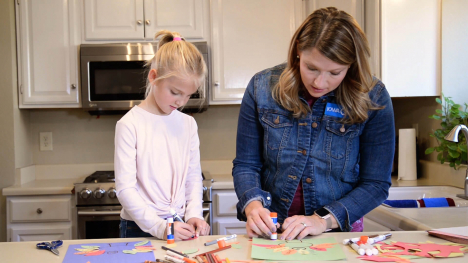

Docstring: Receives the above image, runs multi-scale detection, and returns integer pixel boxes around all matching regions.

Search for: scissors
[36,240,63,255]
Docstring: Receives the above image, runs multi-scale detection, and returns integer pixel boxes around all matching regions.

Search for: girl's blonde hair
[145,30,207,98]
[273,7,381,123]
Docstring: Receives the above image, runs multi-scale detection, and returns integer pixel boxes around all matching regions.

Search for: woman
[232,7,395,240]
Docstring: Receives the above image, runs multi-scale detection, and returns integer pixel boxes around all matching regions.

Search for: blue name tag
[325,103,345,118]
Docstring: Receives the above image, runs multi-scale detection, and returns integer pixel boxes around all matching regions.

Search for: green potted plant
[425,94,468,169]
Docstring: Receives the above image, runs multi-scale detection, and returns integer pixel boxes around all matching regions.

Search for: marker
[270,212,277,240]
[204,234,237,246]
[348,241,365,256]
[166,250,198,263]
[170,208,185,222]
[165,255,185,263]
[368,233,392,244]
[161,246,189,258]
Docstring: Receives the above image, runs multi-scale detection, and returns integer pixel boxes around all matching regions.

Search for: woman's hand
[280,215,327,240]
[186,217,210,236]
[244,201,279,238]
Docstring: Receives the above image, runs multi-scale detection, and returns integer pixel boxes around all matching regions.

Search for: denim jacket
[232,64,395,231]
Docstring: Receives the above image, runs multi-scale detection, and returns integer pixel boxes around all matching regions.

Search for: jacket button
[312,122,318,128]
[306,178,312,184]
[302,150,307,155]
[274,116,280,124]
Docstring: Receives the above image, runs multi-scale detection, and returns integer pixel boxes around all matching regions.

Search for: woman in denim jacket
[233,7,395,240]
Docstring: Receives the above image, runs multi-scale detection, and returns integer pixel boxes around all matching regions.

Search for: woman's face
[298,48,349,98]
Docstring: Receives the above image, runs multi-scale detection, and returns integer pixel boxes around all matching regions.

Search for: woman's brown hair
[273,7,381,123]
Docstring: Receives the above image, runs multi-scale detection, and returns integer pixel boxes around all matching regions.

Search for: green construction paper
[134,241,149,246]
[251,237,346,261]
[231,244,242,249]
[183,248,199,254]
[123,250,137,254]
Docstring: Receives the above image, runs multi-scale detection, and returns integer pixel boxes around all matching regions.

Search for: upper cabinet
[83,0,206,41]
[210,0,303,104]
[367,0,441,97]
[16,0,80,108]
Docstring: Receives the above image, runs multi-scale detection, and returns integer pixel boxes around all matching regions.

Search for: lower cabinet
[6,195,73,242]
[211,189,246,235]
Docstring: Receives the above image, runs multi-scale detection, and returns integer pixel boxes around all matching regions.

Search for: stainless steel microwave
[80,42,209,113]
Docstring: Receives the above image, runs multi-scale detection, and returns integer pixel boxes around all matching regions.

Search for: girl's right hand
[244,201,278,238]
[173,222,196,240]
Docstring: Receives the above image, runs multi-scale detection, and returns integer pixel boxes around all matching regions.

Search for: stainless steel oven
[75,171,212,239]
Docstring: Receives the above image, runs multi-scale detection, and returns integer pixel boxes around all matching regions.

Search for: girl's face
[298,48,349,98]
[149,70,198,115]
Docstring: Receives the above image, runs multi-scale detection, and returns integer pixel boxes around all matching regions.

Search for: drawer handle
[36,208,43,214]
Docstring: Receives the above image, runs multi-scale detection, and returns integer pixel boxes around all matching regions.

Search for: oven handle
[78,210,121,216]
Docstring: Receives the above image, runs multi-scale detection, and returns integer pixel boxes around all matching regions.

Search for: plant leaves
[448,150,460,158]
[435,109,443,114]
[447,145,458,151]
[430,115,441,120]
[436,97,442,104]
[459,144,467,152]
[425,148,435,154]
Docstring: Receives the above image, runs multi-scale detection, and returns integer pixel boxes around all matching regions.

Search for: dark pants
[119,218,153,238]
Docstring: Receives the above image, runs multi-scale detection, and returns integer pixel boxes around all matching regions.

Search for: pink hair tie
[173,37,182,41]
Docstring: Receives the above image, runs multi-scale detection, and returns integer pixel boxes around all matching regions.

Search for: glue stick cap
[270,212,277,217]
[167,217,174,223]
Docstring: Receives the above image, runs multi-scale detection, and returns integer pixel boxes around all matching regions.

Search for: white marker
[368,233,392,244]
[349,241,365,256]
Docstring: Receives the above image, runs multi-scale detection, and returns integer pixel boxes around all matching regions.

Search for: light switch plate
[39,132,53,151]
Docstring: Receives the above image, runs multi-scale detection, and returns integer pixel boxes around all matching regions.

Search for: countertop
[0,232,466,262]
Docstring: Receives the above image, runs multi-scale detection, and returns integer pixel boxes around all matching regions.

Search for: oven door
[77,205,122,239]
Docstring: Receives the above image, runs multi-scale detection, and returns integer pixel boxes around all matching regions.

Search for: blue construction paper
[63,241,155,263]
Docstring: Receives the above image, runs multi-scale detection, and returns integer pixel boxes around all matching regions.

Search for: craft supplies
[165,254,185,263]
[368,233,392,244]
[270,212,277,240]
[349,240,365,256]
[170,208,185,222]
[204,234,237,246]
[36,240,63,255]
[161,246,189,258]
[217,240,226,248]
[167,217,175,244]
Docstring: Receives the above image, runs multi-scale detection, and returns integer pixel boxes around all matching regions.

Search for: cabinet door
[16,0,80,107]
[144,0,205,40]
[381,0,441,97]
[210,0,303,104]
[83,0,145,40]
[215,220,247,236]
[9,223,72,242]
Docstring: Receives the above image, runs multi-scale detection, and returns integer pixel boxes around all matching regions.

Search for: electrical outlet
[39,132,53,151]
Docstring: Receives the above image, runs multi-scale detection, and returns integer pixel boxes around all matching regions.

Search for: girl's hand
[244,201,279,238]
[186,217,210,236]
[173,221,196,240]
[280,215,327,240]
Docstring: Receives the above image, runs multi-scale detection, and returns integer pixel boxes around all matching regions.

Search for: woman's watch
[314,207,332,232]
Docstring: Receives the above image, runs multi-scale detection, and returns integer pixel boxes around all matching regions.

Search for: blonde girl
[115,30,210,240]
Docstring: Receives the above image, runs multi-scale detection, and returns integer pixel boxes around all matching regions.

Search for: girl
[115,30,210,240]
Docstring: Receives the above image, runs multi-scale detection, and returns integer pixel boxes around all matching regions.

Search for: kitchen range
[74,171,212,239]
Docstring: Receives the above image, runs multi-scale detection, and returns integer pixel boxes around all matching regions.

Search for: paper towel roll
[398,128,417,180]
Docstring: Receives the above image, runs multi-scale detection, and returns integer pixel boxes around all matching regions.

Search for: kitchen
[1,0,468,261]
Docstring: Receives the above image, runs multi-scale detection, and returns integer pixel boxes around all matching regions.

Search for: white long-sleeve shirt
[114,106,203,239]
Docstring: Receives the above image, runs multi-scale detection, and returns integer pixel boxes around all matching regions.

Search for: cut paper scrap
[309,243,336,251]
[134,240,149,246]
[380,241,467,258]
[357,255,411,262]
[63,241,155,263]
[231,244,242,249]
[183,248,199,254]
[225,241,240,245]
[165,243,177,248]
[251,237,346,261]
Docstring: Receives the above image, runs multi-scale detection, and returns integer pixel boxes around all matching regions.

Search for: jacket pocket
[261,112,293,151]
[323,120,359,159]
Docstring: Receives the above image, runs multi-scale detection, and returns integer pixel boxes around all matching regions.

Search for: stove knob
[80,188,92,199]
[93,188,106,199]
[108,187,117,199]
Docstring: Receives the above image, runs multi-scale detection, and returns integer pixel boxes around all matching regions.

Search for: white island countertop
[0,232,466,263]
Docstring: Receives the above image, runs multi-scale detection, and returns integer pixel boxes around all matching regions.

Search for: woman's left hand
[280,215,327,240]
[186,217,210,236]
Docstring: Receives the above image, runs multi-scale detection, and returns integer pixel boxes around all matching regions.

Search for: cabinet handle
[36,208,43,214]
[145,20,151,25]
[137,20,143,25]
[71,84,76,90]
[214,82,220,86]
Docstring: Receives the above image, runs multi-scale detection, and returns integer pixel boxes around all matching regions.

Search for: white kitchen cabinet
[209,0,303,104]
[16,0,80,108]
[83,0,206,40]
[6,195,73,242]
[211,189,246,235]
[366,0,441,97]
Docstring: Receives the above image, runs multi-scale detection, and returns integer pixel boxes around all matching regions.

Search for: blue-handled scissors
[36,240,63,255]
